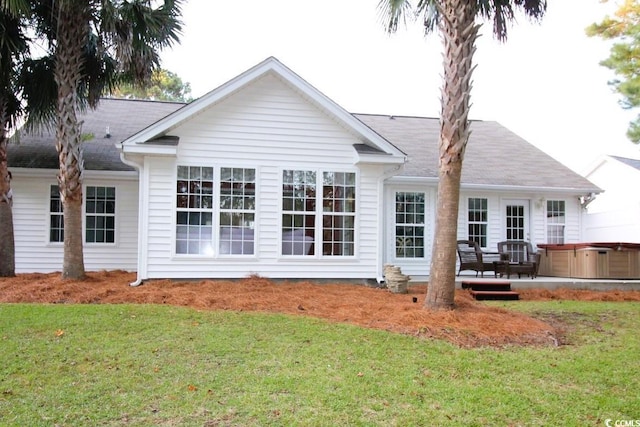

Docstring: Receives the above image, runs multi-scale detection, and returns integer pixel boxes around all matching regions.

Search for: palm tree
[379,0,547,310]
[0,6,29,277]
[20,0,183,279]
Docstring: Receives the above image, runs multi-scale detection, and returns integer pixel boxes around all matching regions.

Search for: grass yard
[1,300,639,426]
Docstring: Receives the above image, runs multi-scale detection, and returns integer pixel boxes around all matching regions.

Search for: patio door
[503,199,530,241]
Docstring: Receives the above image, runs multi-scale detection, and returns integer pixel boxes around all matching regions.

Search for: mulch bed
[2,270,639,348]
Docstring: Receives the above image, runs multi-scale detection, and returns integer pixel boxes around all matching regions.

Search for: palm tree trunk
[54,5,88,279]
[0,103,15,277]
[426,0,479,310]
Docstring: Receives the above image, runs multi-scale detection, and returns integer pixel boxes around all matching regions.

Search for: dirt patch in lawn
[2,270,639,348]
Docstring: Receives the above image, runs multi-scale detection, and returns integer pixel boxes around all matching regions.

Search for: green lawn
[1,301,638,426]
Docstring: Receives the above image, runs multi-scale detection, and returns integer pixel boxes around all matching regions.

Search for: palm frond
[18,56,57,131]
[378,0,414,33]
[0,0,30,16]
[478,0,547,42]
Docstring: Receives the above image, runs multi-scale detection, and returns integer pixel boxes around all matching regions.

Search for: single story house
[582,154,640,242]
[8,57,601,284]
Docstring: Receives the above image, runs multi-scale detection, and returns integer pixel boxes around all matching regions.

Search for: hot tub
[537,243,640,279]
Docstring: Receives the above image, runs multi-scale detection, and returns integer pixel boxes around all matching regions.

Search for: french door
[503,199,530,241]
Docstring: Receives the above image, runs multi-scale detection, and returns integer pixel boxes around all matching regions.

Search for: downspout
[376,163,405,284]
[118,146,147,287]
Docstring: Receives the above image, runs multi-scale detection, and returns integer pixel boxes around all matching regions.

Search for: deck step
[469,290,520,301]
[461,280,512,292]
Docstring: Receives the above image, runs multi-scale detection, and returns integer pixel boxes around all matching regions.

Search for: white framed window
[48,185,116,244]
[281,170,356,256]
[322,172,356,256]
[49,185,64,243]
[176,166,214,255]
[468,197,488,247]
[282,170,316,255]
[219,167,256,255]
[85,186,116,243]
[546,200,565,244]
[395,192,425,258]
[175,165,256,256]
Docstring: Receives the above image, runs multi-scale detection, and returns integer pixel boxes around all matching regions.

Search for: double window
[49,185,115,244]
[175,166,255,255]
[282,170,356,256]
[546,200,565,244]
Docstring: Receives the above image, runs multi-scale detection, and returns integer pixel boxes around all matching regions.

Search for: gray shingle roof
[611,155,640,171]
[8,98,185,171]
[354,114,600,192]
[8,99,599,193]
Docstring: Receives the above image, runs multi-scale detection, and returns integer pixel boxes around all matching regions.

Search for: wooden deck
[453,274,640,291]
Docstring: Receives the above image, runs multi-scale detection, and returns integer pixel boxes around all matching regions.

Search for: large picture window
[281,170,356,256]
[547,200,565,244]
[395,192,425,258]
[468,197,488,247]
[85,186,116,243]
[175,166,256,256]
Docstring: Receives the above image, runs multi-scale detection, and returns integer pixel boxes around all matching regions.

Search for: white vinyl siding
[140,74,382,279]
[12,170,139,273]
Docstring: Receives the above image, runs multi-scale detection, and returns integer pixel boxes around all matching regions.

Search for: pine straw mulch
[2,270,640,348]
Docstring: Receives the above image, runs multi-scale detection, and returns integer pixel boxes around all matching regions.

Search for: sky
[160,0,640,173]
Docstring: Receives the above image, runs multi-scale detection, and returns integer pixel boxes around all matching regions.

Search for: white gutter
[386,176,601,194]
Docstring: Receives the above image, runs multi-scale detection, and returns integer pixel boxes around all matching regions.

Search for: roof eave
[355,153,406,165]
[119,143,177,157]
[386,176,602,194]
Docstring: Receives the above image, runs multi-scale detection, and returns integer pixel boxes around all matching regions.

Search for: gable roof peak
[120,57,406,160]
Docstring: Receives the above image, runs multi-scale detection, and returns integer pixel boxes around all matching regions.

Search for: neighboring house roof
[8,99,184,171]
[356,114,601,193]
[610,155,640,172]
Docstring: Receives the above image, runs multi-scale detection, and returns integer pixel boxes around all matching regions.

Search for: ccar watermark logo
[605,419,640,427]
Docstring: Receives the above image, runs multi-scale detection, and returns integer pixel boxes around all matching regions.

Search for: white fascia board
[121,143,177,157]
[385,176,439,185]
[385,176,601,194]
[459,183,603,195]
[10,167,137,180]
[355,153,406,165]
[82,170,138,180]
[10,167,58,178]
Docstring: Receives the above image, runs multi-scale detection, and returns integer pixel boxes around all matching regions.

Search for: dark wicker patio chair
[496,240,541,279]
[456,240,506,277]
